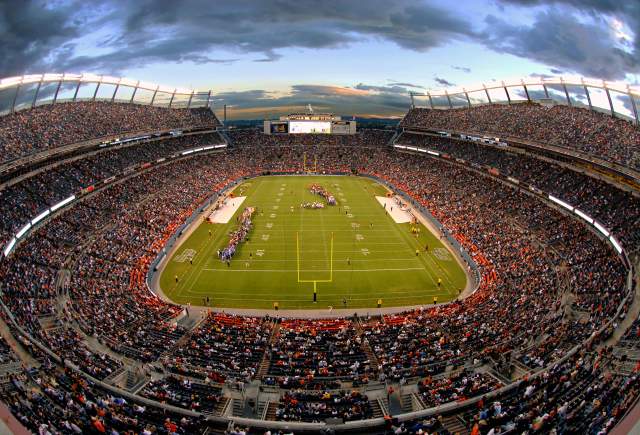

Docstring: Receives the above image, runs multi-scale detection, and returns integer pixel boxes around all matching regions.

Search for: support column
[584,85,592,110]
[628,87,639,126]
[10,84,20,113]
[503,83,511,104]
[52,80,62,104]
[187,91,194,109]
[484,85,492,104]
[72,81,81,102]
[32,78,43,108]
[522,82,530,101]
[111,80,120,102]
[129,82,139,103]
[150,85,159,105]
[605,86,615,116]
[92,82,101,100]
[562,81,571,107]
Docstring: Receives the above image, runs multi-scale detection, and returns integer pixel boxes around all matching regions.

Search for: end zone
[376,196,413,223]
[207,196,246,223]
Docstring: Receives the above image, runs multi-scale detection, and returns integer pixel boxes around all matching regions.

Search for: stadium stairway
[256,319,280,378]
[264,401,279,420]
[370,398,386,418]
[400,391,422,413]
[0,317,39,368]
[354,319,380,371]
[441,414,471,435]
[218,129,233,146]
[604,262,640,349]
[125,369,149,394]
[210,397,231,417]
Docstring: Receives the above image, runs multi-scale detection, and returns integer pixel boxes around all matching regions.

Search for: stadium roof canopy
[409,76,640,125]
[0,73,214,115]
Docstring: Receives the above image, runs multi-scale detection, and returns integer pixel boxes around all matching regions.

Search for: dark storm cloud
[1,0,481,77]
[494,1,639,79]
[434,77,456,87]
[483,8,638,79]
[0,0,82,76]
[387,82,425,89]
[452,66,472,73]
[1,0,638,100]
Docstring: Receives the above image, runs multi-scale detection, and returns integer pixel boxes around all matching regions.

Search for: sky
[1,0,638,119]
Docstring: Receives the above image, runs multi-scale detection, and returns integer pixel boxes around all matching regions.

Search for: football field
[159,175,467,310]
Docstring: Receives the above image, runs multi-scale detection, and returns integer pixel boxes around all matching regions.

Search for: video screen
[270,123,288,133]
[289,121,331,134]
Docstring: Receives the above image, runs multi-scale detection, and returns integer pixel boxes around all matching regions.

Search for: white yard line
[202,267,425,272]
[207,196,246,223]
[376,196,414,223]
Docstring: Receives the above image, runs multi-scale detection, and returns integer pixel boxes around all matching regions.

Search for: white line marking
[202,267,425,272]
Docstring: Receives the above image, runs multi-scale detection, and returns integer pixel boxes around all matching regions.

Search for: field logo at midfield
[174,249,196,263]
[433,247,452,261]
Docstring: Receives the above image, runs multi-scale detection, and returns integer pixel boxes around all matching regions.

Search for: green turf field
[159,175,467,309]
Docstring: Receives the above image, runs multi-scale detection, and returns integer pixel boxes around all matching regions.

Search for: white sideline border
[376,196,413,223]
[207,196,246,223]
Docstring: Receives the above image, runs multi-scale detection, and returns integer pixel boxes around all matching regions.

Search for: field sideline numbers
[174,249,196,263]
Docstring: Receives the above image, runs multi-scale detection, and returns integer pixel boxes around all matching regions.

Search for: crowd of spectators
[1,360,207,434]
[0,121,636,433]
[268,319,372,381]
[395,131,640,251]
[275,390,373,422]
[0,132,225,247]
[168,313,273,382]
[417,370,502,408]
[140,375,224,413]
[0,101,219,163]
[400,104,640,169]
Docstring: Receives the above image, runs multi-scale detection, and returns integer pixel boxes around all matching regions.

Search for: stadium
[1,2,640,435]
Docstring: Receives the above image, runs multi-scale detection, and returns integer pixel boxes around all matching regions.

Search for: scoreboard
[264,113,356,135]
